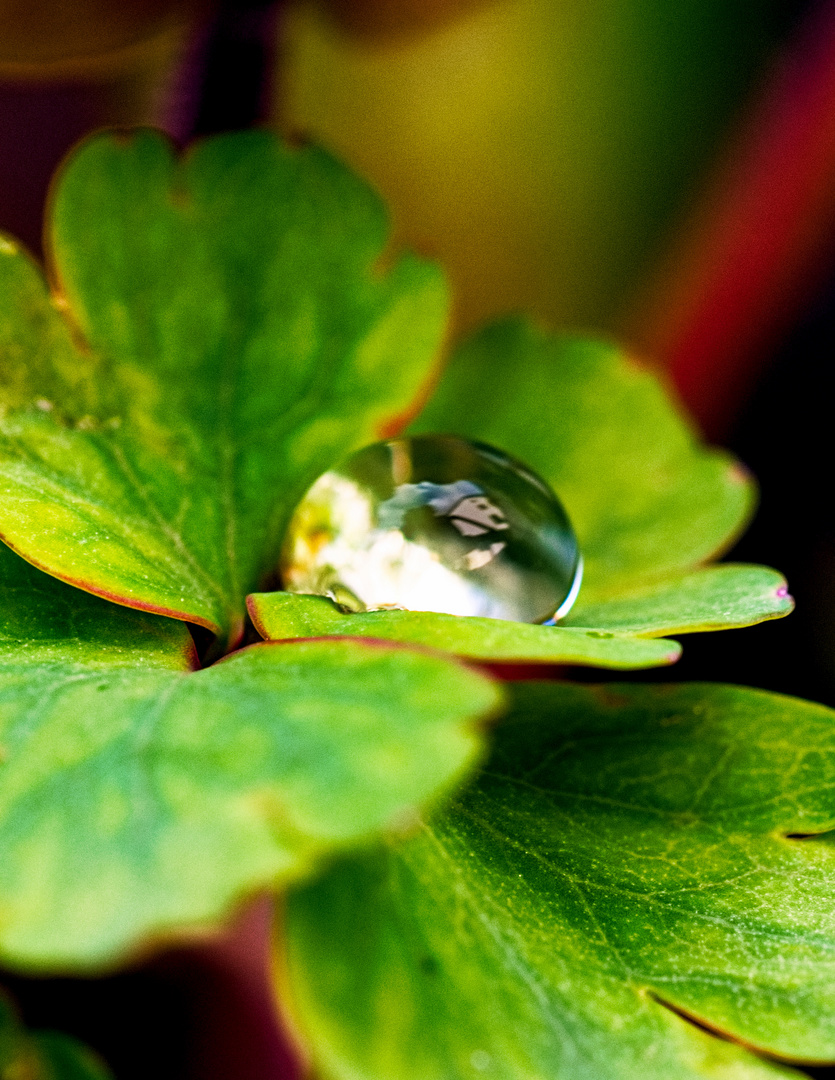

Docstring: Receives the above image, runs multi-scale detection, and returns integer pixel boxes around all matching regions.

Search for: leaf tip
[245,592,269,641]
[727,460,753,486]
[771,576,795,615]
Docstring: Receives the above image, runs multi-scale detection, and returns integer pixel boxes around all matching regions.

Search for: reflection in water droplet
[281,435,582,623]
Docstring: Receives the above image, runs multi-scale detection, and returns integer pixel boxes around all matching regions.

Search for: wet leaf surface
[411,319,754,603]
[248,592,682,669]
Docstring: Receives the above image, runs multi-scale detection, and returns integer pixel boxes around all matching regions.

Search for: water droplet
[281,435,582,623]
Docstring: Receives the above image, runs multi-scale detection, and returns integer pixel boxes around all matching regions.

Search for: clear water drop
[281,435,582,623]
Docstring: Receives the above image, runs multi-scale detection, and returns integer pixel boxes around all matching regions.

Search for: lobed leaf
[0,129,448,643]
[1,987,112,1079]
[0,636,497,969]
[0,538,195,669]
[284,681,835,1080]
[0,541,498,968]
[410,319,754,603]
[248,591,682,668]
[565,563,793,636]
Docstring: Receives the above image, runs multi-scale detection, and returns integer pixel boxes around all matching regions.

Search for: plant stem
[161,0,286,140]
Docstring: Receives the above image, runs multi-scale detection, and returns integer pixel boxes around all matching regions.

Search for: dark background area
[663,262,835,713]
[1,1,834,1077]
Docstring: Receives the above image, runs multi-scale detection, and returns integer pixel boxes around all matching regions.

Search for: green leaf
[0,639,496,969]
[33,1035,113,1080]
[283,681,835,1080]
[248,591,682,668]
[1,987,112,1079]
[565,563,793,636]
[410,319,754,602]
[0,129,447,642]
[0,547,498,967]
[0,535,195,669]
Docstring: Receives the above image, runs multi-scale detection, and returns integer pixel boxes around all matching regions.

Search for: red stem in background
[161,0,285,140]
[628,0,835,440]
[171,897,304,1080]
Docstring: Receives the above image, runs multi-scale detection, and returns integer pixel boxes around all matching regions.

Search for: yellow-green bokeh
[278,0,782,336]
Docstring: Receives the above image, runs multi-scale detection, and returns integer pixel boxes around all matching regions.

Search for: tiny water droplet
[281,435,582,623]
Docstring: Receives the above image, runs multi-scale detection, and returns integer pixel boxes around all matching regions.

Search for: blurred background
[1,1,835,1076]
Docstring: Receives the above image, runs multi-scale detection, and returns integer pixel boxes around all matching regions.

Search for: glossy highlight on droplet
[280,435,582,623]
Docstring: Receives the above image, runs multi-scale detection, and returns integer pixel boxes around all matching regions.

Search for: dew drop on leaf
[281,435,582,623]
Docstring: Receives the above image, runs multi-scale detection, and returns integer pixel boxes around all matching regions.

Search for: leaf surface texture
[0,131,447,640]
[285,682,835,1079]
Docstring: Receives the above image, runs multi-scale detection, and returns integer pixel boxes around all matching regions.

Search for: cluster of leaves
[0,128,828,1078]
